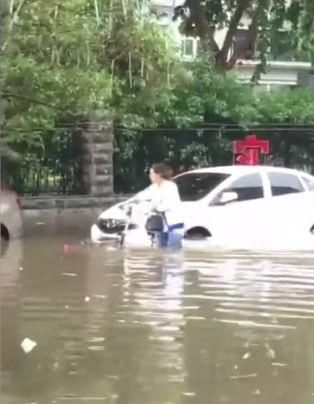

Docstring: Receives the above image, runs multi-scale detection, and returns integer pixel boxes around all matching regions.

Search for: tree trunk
[185,0,212,52]
[215,0,250,71]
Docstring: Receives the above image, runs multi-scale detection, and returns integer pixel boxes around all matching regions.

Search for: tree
[288,0,314,66]
[3,0,113,149]
[2,0,184,146]
[173,0,313,75]
[4,0,314,195]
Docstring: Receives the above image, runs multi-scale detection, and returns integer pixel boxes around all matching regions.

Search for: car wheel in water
[184,227,211,240]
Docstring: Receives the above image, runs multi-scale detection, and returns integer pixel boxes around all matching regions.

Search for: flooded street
[2,234,314,404]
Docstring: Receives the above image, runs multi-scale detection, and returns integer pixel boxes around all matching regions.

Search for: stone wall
[21,195,126,210]
[80,120,114,196]
[20,119,119,235]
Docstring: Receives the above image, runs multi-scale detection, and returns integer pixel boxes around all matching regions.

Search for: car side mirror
[219,191,238,205]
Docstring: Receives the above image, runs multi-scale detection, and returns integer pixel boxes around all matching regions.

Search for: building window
[181,38,194,57]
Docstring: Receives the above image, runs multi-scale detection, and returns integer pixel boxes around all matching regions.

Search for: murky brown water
[2,237,314,404]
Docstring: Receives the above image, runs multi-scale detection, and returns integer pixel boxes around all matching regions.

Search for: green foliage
[4,56,112,144]
[256,88,314,124]
[3,0,114,149]
[289,0,314,65]
[172,56,259,127]
[3,0,183,144]
[3,0,314,194]
[5,0,314,141]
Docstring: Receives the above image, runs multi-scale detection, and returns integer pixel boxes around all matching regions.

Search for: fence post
[80,119,114,196]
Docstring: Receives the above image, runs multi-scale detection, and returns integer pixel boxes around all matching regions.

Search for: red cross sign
[233,134,270,165]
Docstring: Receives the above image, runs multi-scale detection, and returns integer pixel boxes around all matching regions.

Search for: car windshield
[173,172,230,201]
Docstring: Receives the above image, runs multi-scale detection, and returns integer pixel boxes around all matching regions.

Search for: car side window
[268,172,304,196]
[214,173,264,204]
[301,176,314,191]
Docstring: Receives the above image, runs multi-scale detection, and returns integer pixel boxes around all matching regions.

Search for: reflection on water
[1,239,314,404]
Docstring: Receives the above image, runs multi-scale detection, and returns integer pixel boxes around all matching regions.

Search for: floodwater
[2,235,314,404]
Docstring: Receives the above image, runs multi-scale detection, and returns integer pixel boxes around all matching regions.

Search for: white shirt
[137,180,184,228]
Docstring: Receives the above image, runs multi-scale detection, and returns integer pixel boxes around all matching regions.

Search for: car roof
[183,165,312,177]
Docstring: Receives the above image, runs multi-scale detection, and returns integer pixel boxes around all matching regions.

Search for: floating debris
[84,296,90,303]
[242,352,251,360]
[62,272,77,277]
[21,338,37,354]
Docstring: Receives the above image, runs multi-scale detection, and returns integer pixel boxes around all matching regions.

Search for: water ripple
[2,242,314,404]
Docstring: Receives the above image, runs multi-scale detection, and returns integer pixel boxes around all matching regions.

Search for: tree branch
[9,0,28,30]
[216,0,250,70]
[208,25,220,54]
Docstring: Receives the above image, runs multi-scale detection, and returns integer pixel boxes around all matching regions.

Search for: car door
[265,171,313,237]
[205,172,268,241]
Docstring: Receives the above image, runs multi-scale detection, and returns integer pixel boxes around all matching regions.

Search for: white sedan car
[91,166,314,249]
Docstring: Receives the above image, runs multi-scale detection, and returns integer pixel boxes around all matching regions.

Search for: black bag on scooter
[145,214,164,233]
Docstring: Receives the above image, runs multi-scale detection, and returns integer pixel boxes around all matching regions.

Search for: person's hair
[151,163,173,180]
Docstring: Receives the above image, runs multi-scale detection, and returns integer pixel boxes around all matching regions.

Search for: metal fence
[113,125,314,194]
[4,124,314,195]
[5,129,85,195]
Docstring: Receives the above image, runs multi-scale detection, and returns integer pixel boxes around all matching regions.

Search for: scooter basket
[145,214,164,233]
